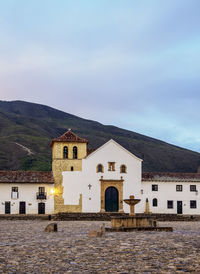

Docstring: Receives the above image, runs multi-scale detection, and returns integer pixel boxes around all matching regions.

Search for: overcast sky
[1,0,200,152]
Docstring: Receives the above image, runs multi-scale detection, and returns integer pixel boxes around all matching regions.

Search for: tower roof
[50,130,88,147]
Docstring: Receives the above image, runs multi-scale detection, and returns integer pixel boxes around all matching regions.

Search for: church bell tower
[50,130,88,213]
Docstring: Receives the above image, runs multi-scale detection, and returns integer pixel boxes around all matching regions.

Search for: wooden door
[105,187,119,212]
[19,202,26,214]
[177,201,182,214]
[5,202,11,214]
[38,202,45,214]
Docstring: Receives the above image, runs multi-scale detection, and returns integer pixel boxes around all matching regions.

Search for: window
[167,200,173,209]
[190,185,197,192]
[37,187,46,200]
[63,146,68,159]
[120,165,127,173]
[97,164,103,173]
[71,166,74,171]
[152,184,158,191]
[176,185,183,192]
[39,187,45,194]
[12,187,18,192]
[11,187,18,199]
[190,200,197,208]
[108,162,115,171]
[73,146,78,159]
[152,198,158,207]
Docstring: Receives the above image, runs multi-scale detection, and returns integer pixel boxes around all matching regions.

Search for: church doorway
[105,187,119,212]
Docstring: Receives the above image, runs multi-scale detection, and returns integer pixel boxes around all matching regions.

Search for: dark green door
[105,187,119,212]
[177,201,182,214]
[19,202,26,214]
[38,202,45,214]
[5,202,11,214]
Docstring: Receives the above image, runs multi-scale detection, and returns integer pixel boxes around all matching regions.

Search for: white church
[0,130,200,215]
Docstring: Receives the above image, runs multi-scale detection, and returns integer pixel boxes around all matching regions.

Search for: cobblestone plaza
[0,220,200,273]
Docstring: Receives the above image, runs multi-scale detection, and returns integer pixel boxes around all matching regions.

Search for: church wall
[62,140,143,213]
[142,181,200,214]
[0,183,54,214]
[84,141,143,213]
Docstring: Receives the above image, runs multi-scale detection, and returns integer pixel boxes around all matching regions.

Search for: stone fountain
[107,195,173,232]
[124,195,141,216]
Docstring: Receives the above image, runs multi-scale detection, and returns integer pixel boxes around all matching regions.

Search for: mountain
[0,100,199,172]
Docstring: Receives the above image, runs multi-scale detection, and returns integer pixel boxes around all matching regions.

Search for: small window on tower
[63,146,68,159]
[73,146,78,159]
[108,162,115,171]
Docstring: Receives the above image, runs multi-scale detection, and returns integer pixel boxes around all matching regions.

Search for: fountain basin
[123,198,141,206]
[111,215,156,229]
[107,195,173,232]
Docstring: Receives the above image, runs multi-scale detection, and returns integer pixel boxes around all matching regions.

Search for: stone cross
[88,184,92,190]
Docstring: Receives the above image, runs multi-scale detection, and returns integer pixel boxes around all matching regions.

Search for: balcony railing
[36,192,47,200]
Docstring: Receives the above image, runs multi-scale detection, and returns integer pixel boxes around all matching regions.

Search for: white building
[60,133,200,215]
[0,171,54,214]
[62,139,144,213]
[0,130,200,215]
[142,172,200,215]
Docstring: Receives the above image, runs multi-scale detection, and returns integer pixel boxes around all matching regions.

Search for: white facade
[142,181,200,215]
[62,139,143,213]
[0,137,200,215]
[0,183,54,214]
[62,139,200,215]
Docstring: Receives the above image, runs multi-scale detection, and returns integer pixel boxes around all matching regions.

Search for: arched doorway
[105,187,119,212]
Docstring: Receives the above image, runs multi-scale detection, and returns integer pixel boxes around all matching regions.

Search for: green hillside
[0,100,199,172]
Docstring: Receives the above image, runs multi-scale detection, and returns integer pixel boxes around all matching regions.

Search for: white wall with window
[1,138,200,215]
[62,139,200,215]
[62,139,143,213]
[142,181,200,214]
[0,183,54,214]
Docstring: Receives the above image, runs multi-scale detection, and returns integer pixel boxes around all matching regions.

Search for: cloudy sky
[1,0,200,152]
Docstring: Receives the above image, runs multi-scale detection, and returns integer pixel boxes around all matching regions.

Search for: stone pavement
[0,220,200,273]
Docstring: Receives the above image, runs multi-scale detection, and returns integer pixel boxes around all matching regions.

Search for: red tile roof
[50,130,88,147]
[142,172,200,182]
[0,171,54,184]
[1,170,199,184]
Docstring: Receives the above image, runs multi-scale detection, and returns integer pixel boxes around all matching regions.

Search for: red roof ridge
[50,130,88,147]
